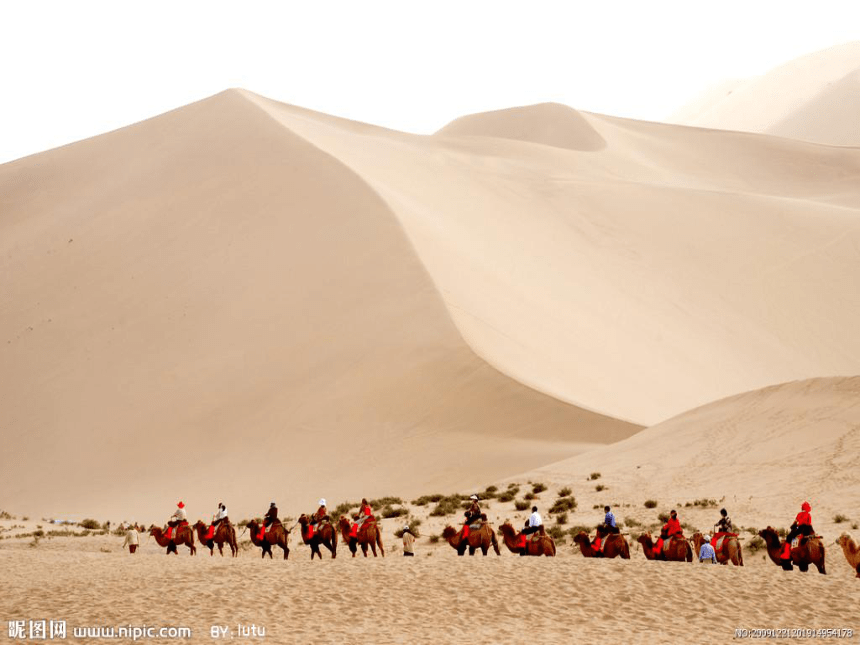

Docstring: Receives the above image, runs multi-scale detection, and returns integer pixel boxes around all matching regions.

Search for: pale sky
[1,0,859,164]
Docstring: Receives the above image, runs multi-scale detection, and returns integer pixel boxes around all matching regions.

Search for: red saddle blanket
[711,532,737,549]
[205,526,216,541]
[165,521,188,541]
[349,524,358,539]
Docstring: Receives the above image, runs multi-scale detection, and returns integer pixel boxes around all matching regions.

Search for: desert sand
[2,40,860,643]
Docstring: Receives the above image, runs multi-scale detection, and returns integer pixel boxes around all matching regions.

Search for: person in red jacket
[783,501,814,559]
[655,510,683,553]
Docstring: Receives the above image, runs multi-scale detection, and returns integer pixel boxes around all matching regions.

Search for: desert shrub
[692,498,718,508]
[22,516,30,522]
[484,485,498,493]
[0,511,12,520]
[777,527,788,538]
[428,534,441,544]
[79,519,100,530]
[852,523,859,530]
[524,492,536,501]
[589,472,601,480]
[481,485,498,499]
[556,513,568,525]
[568,525,592,538]
[595,484,606,492]
[531,483,547,494]
[381,506,408,519]
[747,536,765,553]
[644,500,658,509]
[430,495,465,517]
[498,488,519,503]
[833,514,850,524]
[370,496,403,510]
[507,482,519,489]
[33,529,44,537]
[547,525,565,541]
[557,487,572,497]
[624,517,642,528]
[550,497,577,514]
[514,500,530,511]
[657,512,669,523]
[411,494,444,506]
[331,501,357,518]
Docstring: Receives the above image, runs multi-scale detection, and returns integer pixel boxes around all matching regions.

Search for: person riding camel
[783,501,814,559]
[462,495,481,538]
[311,499,329,526]
[263,502,278,529]
[714,508,733,534]
[212,502,228,527]
[655,509,682,553]
[601,505,620,535]
[167,501,187,540]
[519,505,542,555]
[356,498,374,527]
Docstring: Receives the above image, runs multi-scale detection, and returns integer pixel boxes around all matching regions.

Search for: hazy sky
[2,1,859,164]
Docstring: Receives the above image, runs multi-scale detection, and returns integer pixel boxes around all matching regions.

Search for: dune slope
[0,90,637,521]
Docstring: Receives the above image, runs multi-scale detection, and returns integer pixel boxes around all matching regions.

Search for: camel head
[637,532,653,546]
[758,526,780,545]
[441,526,458,540]
[498,522,516,537]
[297,514,309,526]
[193,520,205,529]
[338,516,351,530]
[836,533,853,548]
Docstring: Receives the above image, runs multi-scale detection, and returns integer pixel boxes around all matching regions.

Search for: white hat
[703,534,711,542]
[403,525,410,532]
[470,494,478,500]
[318,498,326,506]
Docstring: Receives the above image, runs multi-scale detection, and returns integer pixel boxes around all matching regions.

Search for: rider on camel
[263,502,279,529]
[601,505,620,534]
[212,502,228,527]
[311,499,329,526]
[167,501,187,539]
[783,501,814,559]
[655,509,682,553]
[462,495,481,538]
[356,498,374,527]
[519,506,542,555]
[714,508,733,534]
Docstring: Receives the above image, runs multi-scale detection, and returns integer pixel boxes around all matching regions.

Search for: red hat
[177,501,185,508]
[801,501,811,512]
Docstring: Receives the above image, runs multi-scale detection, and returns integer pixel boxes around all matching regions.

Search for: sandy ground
[1,522,858,645]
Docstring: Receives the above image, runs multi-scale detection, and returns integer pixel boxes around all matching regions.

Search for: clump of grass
[507,482,519,489]
[747,536,765,553]
[644,500,658,509]
[657,512,669,523]
[514,500,530,511]
[556,513,568,525]
[381,506,408,519]
[429,495,466,517]
[411,494,444,506]
[370,496,404,510]
[524,492,537,501]
[595,484,606,492]
[568,525,592,539]
[691,498,718,508]
[0,511,12,520]
[557,487,572,498]
[547,525,565,541]
[79,519,100,530]
[331,501,357,519]
[589,472,601,480]
[852,522,859,530]
[498,487,519,503]
[833,514,850,524]
[22,516,30,522]
[550,497,577,514]
[481,485,499,499]
[428,534,441,544]
[394,519,421,538]
[624,517,642,528]
[531,483,547,494]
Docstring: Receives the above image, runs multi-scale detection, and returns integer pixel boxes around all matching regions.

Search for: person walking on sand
[698,534,717,563]
[122,525,140,554]
[402,525,415,557]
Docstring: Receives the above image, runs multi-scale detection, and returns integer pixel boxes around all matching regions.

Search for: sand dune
[525,377,860,529]
[0,90,637,522]
[671,41,860,146]
[4,87,860,522]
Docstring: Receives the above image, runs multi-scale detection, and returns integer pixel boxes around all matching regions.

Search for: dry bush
[644,500,658,509]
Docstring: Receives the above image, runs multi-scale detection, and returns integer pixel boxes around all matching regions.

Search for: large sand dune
[671,41,860,146]
[3,87,860,522]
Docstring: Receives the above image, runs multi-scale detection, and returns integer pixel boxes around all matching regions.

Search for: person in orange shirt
[783,501,814,559]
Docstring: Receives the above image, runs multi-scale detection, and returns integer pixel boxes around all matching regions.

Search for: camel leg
[798,562,809,572]
[378,536,385,557]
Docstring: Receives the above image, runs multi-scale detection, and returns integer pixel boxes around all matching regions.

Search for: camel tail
[492,530,501,556]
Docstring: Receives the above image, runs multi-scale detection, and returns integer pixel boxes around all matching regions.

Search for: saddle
[165,520,188,541]
[517,532,543,548]
[711,532,737,551]
[259,520,281,541]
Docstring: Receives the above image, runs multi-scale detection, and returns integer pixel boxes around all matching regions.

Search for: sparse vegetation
[595,484,606,492]
[394,519,421,538]
[549,497,577,514]
[644,500,658,509]
[411,494,444,506]
[833,514,850,524]
[747,536,765,553]
[22,516,30,522]
[79,519,100,530]
[531,483,547,494]
[657,512,669,523]
[370,496,404,510]
[852,523,859,530]
[428,534,441,544]
[690,498,718,508]
[557,487,572,497]
[498,487,519,503]
[429,495,467,517]
[331,501,357,518]
[556,513,568,525]
[0,511,12,520]
[568,525,592,539]
[524,492,537,501]
[514,500,530,511]
[547,525,565,541]
[589,472,601,480]
[624,517,642,528]
[381,506,408,519]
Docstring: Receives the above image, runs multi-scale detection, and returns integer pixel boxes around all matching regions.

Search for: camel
[193,520,238,557]
[244,519,290,560]
[498,522,555,556]
[149,524,196,555]
[298,514,338,560]
[338,516,384,557]
[442,522,500,556]
[759,527,826,574]
[836,534,860,578]
[573,530,630,559]
[692,532,743,566]
[637,532,692,562]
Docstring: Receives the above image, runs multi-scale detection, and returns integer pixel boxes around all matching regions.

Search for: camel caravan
[136,497,859,577]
